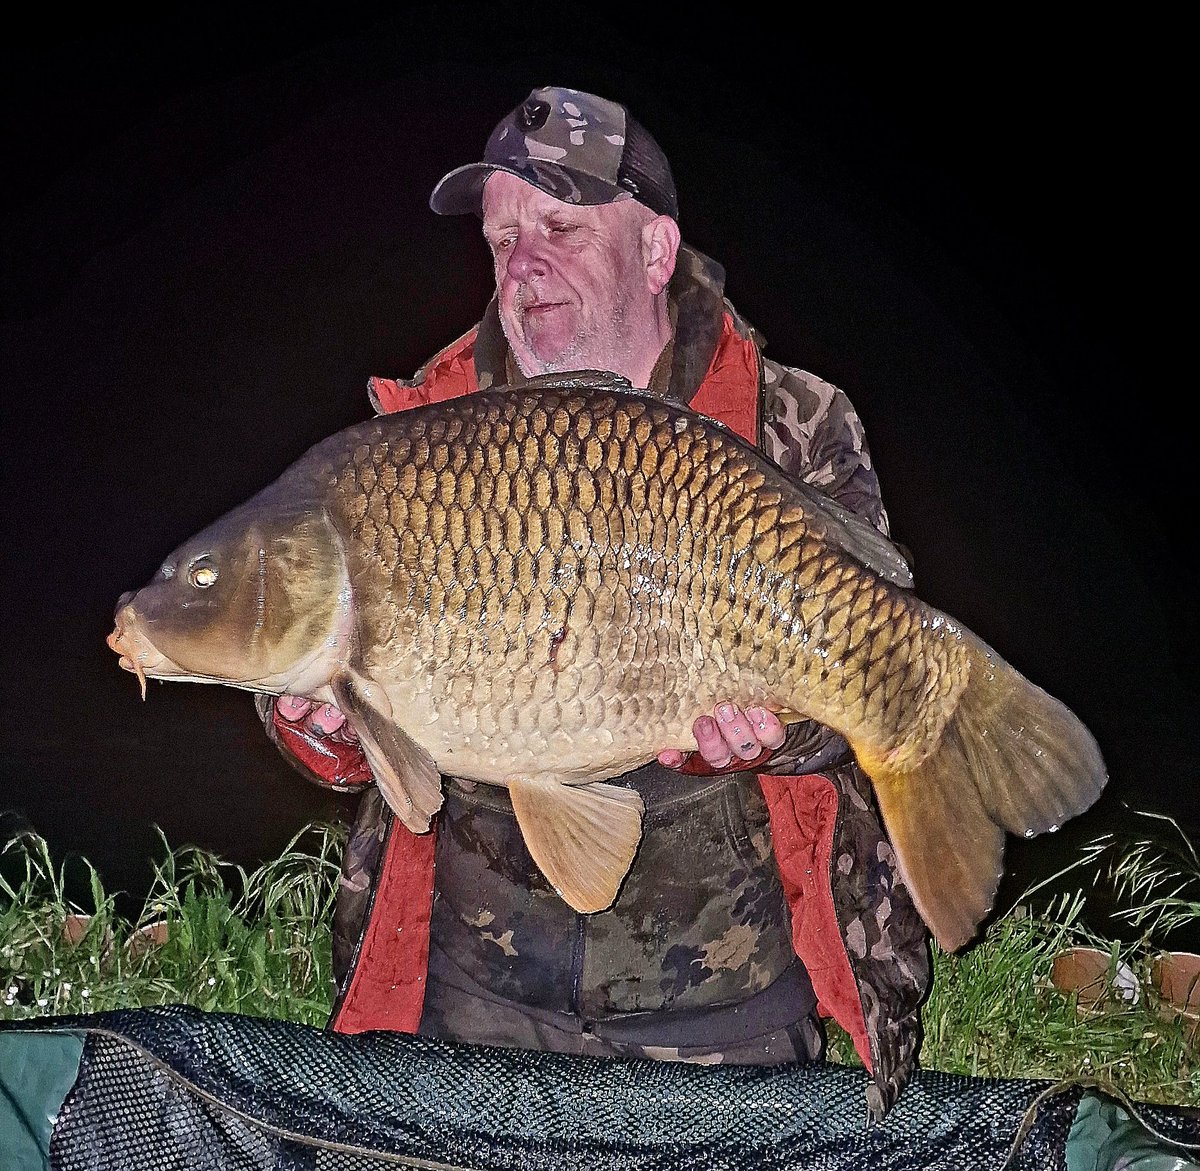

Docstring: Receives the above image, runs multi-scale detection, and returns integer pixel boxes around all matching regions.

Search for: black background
[2,8,1194,937]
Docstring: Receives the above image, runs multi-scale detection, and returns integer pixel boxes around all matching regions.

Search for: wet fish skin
[108,376,1107,949]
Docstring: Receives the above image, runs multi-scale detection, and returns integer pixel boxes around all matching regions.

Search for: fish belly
[364,595,779,787]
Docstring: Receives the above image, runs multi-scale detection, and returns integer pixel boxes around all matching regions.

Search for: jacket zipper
[569,912,587,1022]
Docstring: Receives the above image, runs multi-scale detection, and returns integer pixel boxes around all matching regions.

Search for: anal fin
[507,776,645,914]
[330,673,443,834]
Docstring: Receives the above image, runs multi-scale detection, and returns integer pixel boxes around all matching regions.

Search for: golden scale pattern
[326,392,961,772]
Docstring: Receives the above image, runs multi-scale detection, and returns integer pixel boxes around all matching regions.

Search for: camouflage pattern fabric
[330,785,388,986]
[420,765,823,1066]
[430,85,678,219]
[762,360,891,537]
[823,761,931,1118]
[419,950,826,1066]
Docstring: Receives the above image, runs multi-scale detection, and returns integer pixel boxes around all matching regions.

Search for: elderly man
[263,86,930,1120]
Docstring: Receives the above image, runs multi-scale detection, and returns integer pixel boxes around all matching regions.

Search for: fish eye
[189,563,218,589]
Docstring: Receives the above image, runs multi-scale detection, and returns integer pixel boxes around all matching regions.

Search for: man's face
[482,171,663,379]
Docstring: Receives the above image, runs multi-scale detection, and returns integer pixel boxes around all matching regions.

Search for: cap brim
[429,160,628,216]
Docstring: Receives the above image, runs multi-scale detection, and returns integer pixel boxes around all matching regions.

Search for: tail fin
[858,631,1108,952]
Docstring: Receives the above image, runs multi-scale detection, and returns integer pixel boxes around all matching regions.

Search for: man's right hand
[271,695,371,789]
[276,695,360,744]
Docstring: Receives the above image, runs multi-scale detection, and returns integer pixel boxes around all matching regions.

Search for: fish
[107,373,1107,950]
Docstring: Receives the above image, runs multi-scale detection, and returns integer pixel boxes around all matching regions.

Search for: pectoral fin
[330,673,443,834]
[507,775,645,913]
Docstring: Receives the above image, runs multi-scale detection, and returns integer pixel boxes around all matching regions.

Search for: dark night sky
[2,9,1195,930]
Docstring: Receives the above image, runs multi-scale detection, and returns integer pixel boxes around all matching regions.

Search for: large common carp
[107,373,1107,950]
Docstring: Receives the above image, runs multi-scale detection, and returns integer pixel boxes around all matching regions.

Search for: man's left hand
[658,703,786,772]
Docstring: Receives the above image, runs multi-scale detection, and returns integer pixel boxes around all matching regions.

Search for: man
[262,86,930,1120]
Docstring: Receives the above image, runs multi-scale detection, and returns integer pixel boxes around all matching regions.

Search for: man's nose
[504,234,547,282]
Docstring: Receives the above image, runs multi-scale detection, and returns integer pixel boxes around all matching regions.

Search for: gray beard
[513,287,634,377]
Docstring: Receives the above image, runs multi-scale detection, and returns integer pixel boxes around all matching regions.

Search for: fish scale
[108,377,1106,948]
[329,390,977,807]
[377,399,762,769]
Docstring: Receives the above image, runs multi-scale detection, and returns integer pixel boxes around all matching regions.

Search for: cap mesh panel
[618,115,678,219]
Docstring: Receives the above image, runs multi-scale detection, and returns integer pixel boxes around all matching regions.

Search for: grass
[1,813,1197,1108]
[1088,808,1200,942]
[0,821,343,1026]
[827,814,1200,1107]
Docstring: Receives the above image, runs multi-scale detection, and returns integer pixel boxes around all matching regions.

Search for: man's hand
[275,695,360,744]
[657,703,786,772]
[270,694,370,790]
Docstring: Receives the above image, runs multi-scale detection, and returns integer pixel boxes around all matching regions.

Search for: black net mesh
[12,1005,1198,1170]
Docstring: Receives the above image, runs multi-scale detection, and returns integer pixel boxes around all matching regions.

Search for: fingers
[716,702,762,764]
[307,703,347,736]
[702,703,786,767]
[276,695,314,722]
[660,702,786,772]
[276,696,356,742]
[746,706,787,751]
[694,714,735,767]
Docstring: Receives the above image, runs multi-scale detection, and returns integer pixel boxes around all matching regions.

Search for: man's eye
[488,234,516,251]
[548,222,577,235]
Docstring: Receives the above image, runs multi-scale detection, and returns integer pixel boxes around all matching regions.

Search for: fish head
[107,498,352,697]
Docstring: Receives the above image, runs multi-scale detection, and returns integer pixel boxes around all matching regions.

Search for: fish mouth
[107,609,171,700]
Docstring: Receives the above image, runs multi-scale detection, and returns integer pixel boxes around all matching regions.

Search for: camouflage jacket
[261,243,931,1120]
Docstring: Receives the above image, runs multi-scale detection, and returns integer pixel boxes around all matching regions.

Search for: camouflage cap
[430,87,678,220]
